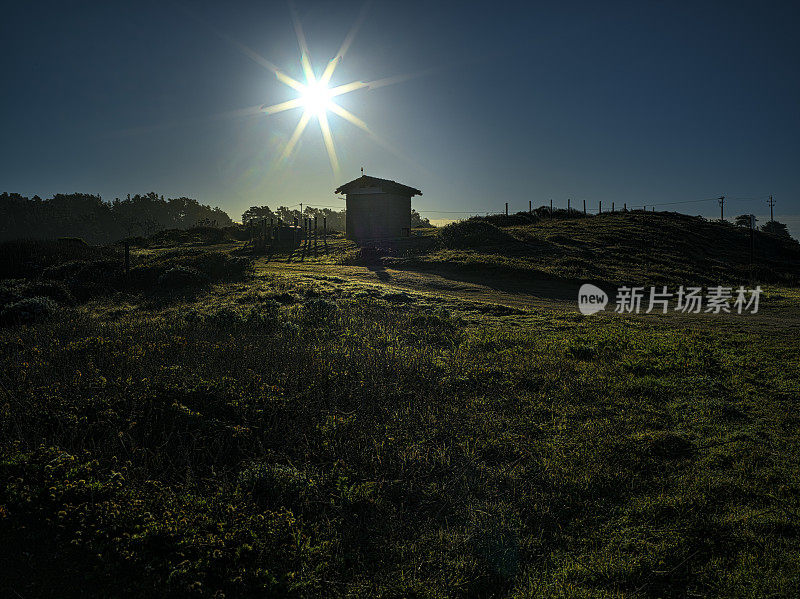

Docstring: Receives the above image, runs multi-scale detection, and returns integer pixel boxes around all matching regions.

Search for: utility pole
[718,195,725,221]
[768,195,775,223]
[750,214,755,278]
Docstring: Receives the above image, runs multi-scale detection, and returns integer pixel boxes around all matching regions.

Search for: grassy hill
[387,212,800,287]
[1,221,800,597]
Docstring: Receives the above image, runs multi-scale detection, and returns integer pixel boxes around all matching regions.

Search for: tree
[275,206,300,224]
[0,191,233,243]
[735,214,757,228]
[761,220,791,239]
[242,206,276,224]
[411,209,433,228]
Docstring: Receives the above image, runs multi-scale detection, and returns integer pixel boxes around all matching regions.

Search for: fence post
[314,216,318,250]
[124,240,130,277]
[583,199,586,215]
[612,202,615,212]
[550,199,553,216]
[529,200,531,214]
[323,217,327,241]
[624,203,627,211]
[599,201,602,214]
[505,202,508,216]
[568,198,571,212]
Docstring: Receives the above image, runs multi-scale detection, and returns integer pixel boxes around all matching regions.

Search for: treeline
[735,213,792,238]
[241,205,433,231]
[0,192,233,244]
[242,205,347,232]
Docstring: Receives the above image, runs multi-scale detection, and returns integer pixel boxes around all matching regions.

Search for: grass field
[1,214,800,597]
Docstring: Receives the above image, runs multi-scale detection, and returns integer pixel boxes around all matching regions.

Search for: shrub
[147,226,232,246]
[158,266,208,289]
[0,296,58,326]
[302,298,337,321]
[1,279,74,309]
[437,220,515,248]
[129,251,249,291]
[41,259,121,299]
[0,281,22,306]
[238,462,319,505]
[56,237,89,248]
[0,238,115,279]
[478,211,541,227]
[18,280,75,306]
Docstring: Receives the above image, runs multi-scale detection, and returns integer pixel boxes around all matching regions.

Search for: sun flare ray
[281,111,312,162]
[327,102,371,133]
[261,4,416,176]
[320,1,369,85]
[291,6,317,84]
[261,97,305,115]
[318,111,340,177]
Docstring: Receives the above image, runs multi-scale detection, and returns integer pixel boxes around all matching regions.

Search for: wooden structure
[334,175,422,242]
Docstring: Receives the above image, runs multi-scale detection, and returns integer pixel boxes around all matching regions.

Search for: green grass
[2,258,800,597]
[391,212,800,287]
[1,219,800,597]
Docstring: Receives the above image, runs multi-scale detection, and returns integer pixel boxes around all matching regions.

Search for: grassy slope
[396,212,800,287]
[1,225,799,597]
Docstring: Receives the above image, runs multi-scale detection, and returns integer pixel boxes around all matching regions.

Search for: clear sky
[2,1,799,233]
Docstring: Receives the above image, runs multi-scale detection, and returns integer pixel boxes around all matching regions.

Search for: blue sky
[2,1,798,233]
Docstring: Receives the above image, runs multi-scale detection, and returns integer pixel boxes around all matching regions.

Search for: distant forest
[0,193,435,245]
[0,192,233,244]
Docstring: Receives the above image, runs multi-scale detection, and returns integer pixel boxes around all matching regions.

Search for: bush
[56,237,89,248]
[0,238,116,279]
[0,281,22,306]
[128,251,250,292]
[147,226,232,246]
[0,279,75,308]
[0,296,58,326]
[238,462,319,505]
[302,298,337,321]
[41,259,121,299]
[158,266,208,289]
[479,211,541,227]
[438,220,515,248]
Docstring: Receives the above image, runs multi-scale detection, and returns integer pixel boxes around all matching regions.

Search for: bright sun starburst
[256,5,412,179]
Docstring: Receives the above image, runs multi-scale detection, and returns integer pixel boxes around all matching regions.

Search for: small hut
[335,175,422,241]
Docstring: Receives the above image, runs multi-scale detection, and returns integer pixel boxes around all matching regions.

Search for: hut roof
[335,175,422,197]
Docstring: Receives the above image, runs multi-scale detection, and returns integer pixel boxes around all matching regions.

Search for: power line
[417,209,493,214]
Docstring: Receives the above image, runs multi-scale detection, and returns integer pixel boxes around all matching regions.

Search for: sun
[257,5,405,179]
[299,80,333,117]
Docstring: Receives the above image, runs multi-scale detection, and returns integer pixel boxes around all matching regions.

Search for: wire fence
[276,194,783,230]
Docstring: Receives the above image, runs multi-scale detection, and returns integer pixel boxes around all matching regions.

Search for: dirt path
[252,259,800,335]
[255,260,578,311]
